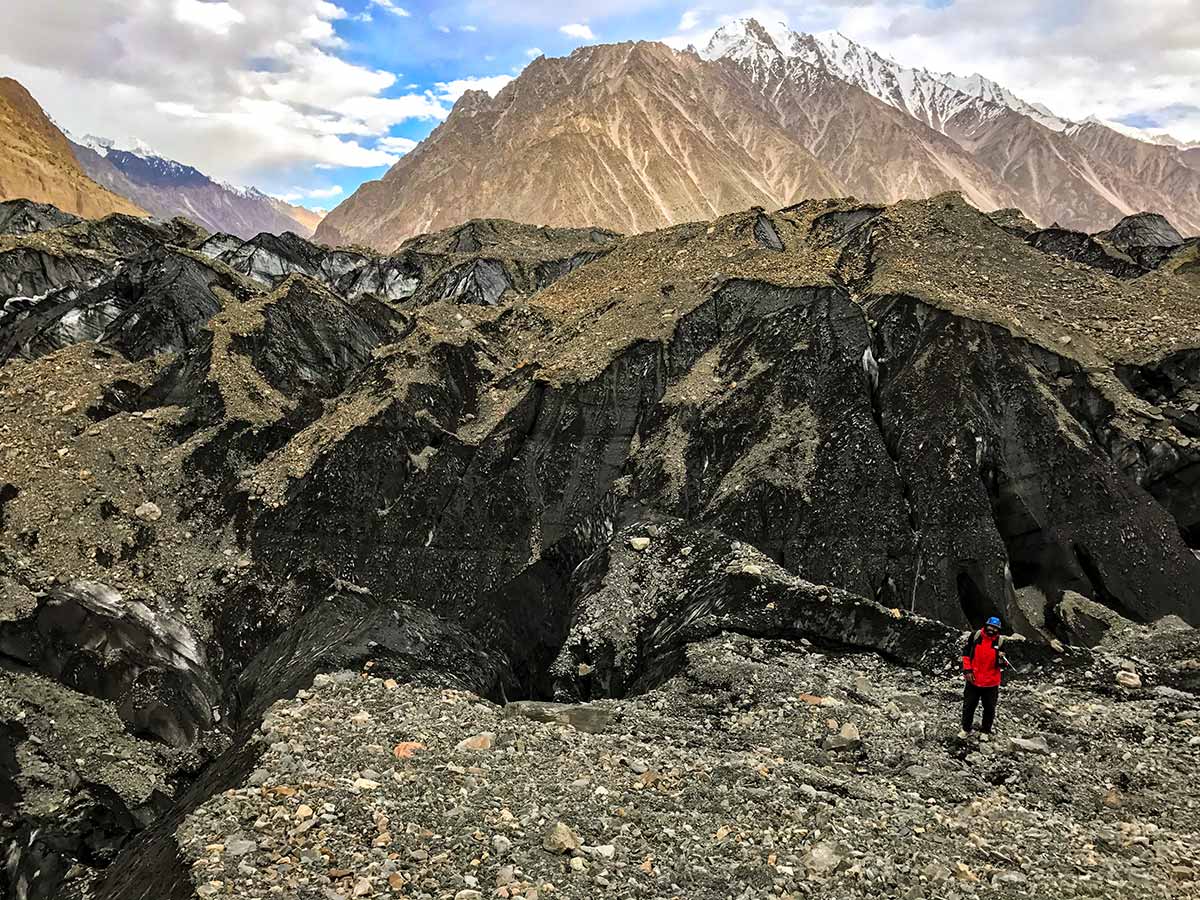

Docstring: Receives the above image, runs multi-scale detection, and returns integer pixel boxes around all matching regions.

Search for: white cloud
[437,24,451,33]
[369,0,410,16]
[0,0,448,184]
[526,47,543,58]
[560,23,595,40]
[172,0,245,35]
[461,24,478,32]
[271,184,345,202]
[434,75,514,102]
[677,9,702,32]
[306,185,345,198]
[377,135,419,154]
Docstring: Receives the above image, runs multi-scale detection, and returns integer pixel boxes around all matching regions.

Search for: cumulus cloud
[433,75,514,102]
[272,184,345,202]
[526,47,543,57]
[0,0,442,184]
[369,0,410,16]
[460,1,673,27]
[172,0,245,35]
[560,23,596,40]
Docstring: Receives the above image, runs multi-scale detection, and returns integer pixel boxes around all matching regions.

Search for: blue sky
[0,1,1197,211]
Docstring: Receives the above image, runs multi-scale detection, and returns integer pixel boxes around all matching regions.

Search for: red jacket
[962,631,1003,688]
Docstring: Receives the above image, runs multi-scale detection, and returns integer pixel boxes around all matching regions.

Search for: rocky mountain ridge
[2,192,1200,897]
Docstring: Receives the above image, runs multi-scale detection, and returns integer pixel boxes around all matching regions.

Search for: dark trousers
[962,683,999,733]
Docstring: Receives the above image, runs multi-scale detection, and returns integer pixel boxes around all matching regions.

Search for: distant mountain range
[67,134,324,239]
[317,18,1200,250]
[0,77,144,220]
[0,76,323,239]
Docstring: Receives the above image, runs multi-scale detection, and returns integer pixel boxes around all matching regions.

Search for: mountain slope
[955,113,1200,235]
[0,78,144,219]
[935,70,1069,131]
[70,136,321,238]
[270,198,325,234]
[317,41,844,250]
[1085,116,1194,149]
[1060,121,1200,233]
[704,22,1018,214]
[713,20,1200,235]
[315,32,1015,251]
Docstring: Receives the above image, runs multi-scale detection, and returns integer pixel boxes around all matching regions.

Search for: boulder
[502,701,613,734]
[542,822,582,854]
[1056,590,1135,647]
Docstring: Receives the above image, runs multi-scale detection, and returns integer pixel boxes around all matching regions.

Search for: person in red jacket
[959,615,1006,741]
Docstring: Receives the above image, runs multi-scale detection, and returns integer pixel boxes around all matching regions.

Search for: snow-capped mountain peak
[712,24,1007,136]
[78,133,163,160]
[705,19,1083,141]
[934,71,1068,131]
[702,18,787,71]
[217,179,270,201]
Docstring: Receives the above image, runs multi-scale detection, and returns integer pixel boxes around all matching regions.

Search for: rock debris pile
[0,194,1198,898]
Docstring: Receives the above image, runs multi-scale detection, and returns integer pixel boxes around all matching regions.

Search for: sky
[1,1,1197,210]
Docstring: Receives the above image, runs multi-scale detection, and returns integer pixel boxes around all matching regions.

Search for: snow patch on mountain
[78,134,163,160]
[706,20,1008,136]
[703,17,1200,155]
[702,18,788,79]
[218,180,271,201]
[935,72,1068,131]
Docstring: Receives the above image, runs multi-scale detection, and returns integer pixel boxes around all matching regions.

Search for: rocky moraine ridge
[0,195,1198,899]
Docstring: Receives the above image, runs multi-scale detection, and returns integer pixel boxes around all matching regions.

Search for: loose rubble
[178,634,1200,899]
[1,196,1199,898]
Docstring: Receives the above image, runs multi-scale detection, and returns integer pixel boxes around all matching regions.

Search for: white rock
[1116,670,1142,689]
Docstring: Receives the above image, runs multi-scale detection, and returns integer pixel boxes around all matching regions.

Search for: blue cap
[986,616,1002,628]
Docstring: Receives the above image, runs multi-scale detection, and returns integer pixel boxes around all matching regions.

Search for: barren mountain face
[712,52,1017,214]
[0,78,144,220]
[317,20,1200,252]
[317,41,844,250]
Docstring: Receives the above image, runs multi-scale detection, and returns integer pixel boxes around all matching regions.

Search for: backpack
[964,629,1004,658]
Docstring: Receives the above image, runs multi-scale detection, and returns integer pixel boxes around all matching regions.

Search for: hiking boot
[957,729,969,740]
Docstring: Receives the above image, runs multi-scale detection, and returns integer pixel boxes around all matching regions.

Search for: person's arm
[962,635,975,683]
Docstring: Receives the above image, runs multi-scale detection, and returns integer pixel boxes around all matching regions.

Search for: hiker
[958,615,1006,741]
